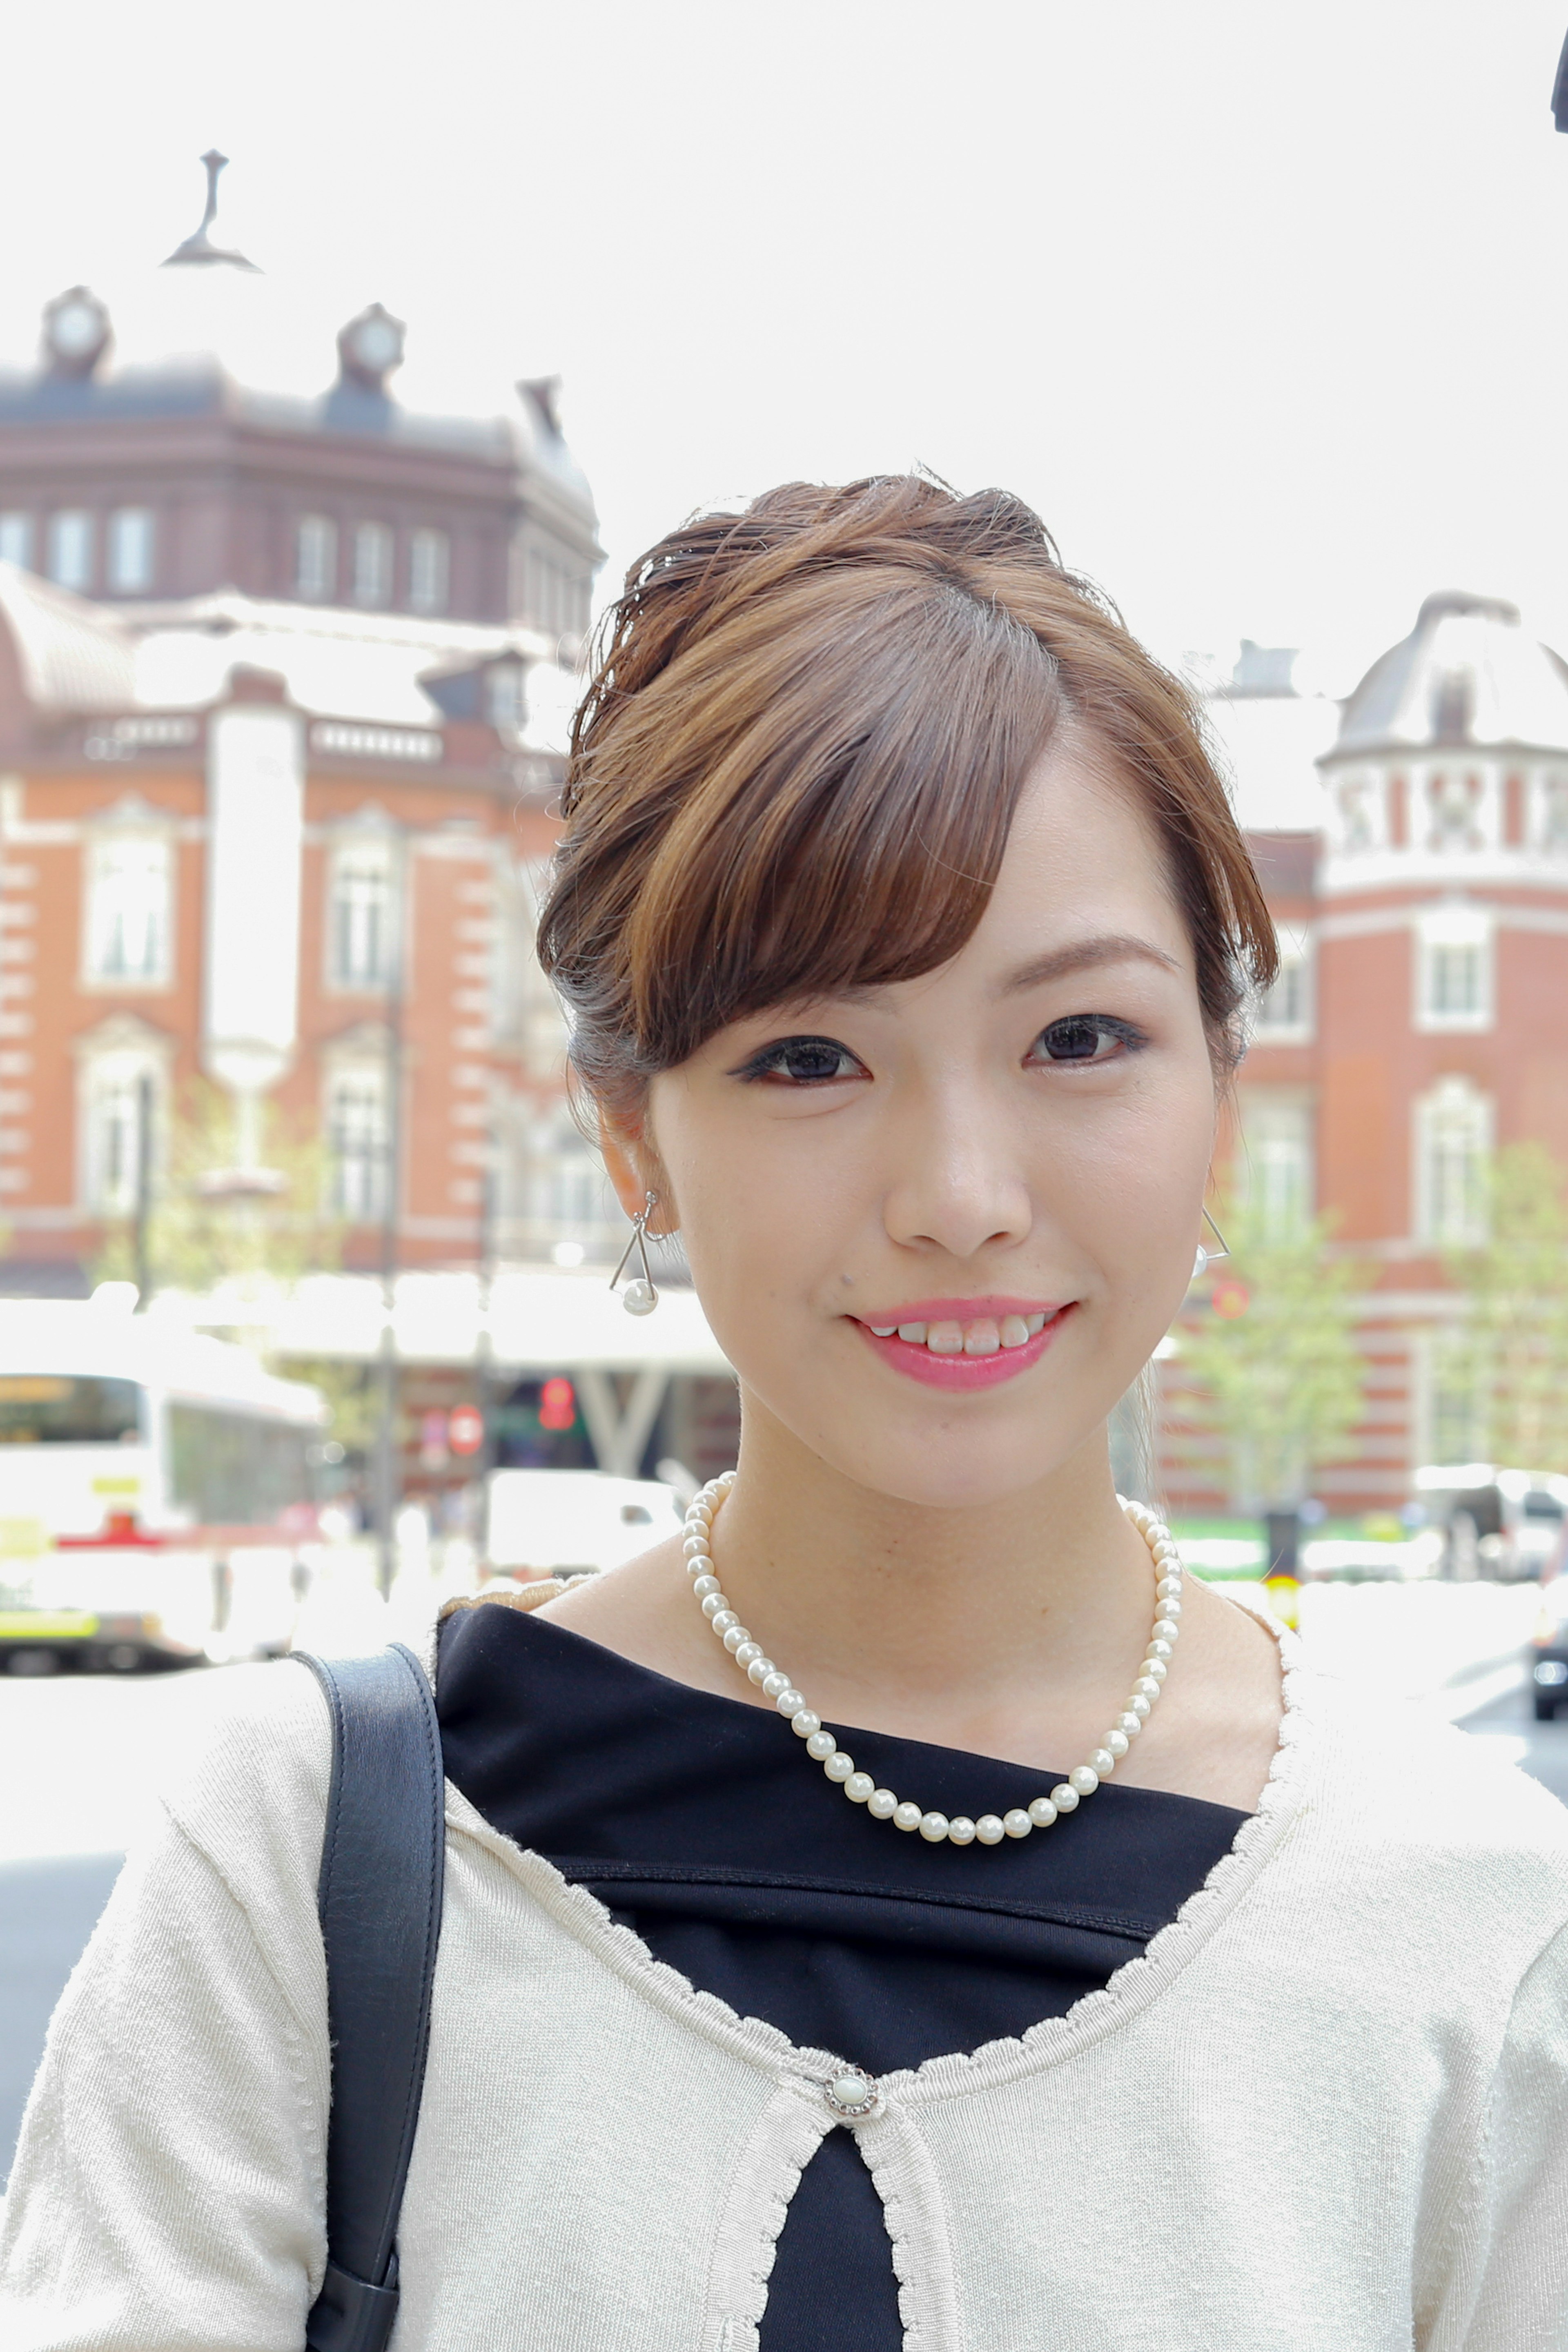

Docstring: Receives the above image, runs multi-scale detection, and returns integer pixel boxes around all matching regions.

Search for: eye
[734,1034,866,1085]
[1028,1015,1144,1066]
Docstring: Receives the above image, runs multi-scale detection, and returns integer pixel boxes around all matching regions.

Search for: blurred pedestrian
[4,477,1565,2348]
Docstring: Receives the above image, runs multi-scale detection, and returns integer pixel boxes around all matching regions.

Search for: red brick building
[1168,593,1568,1512]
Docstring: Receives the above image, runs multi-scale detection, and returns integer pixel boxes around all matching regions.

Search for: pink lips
[850,1298,1073,1391]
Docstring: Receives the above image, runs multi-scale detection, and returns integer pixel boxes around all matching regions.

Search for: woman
[4,476,1566,2350]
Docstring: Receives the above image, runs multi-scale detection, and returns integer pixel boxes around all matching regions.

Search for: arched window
[85,831,172,985]
[296,516,337,601]
[1414,1077,1492,1245]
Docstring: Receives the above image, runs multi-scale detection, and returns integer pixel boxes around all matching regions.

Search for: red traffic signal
[448,1403,485,1457]
[539,1375,577,1433]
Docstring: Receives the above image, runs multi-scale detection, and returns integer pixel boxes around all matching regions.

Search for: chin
[801,1399,1104,1513]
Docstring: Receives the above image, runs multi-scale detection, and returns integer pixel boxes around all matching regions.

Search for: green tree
[1174,1196,1367,1511]
[1440,1143,1568,1472]
[95,1078,344,1305]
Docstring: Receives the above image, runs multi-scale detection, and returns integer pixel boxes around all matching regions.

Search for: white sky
[4,0,1568,697]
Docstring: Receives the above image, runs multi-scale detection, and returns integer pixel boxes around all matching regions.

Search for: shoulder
[1287,1656,1568,1948]
[158,1655,333,1903]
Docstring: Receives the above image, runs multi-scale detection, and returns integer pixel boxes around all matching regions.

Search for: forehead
[966,739,1192,968]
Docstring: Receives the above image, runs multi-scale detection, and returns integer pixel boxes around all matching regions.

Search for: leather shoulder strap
[294,1643,446,2352]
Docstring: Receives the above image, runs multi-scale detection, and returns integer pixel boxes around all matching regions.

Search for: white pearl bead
[622,1278,658,1315]
[918,1811,949,1842]
[824,1752,855,1782]
[744,1653,771,1680]
[1050,1783,1078,1812]
[1129,1695,1152,1719]
[1105,1730,1129,1757]
[893,1802,922,1832]
[1154,1619,1180,1645]
[683,1533,709,1557]
[806,1729,837,1761]
[700,1592,728,1619]
[1088,1748,1115,1777]
[1117,1712,1142,1736]
[762,1671,790,1698]
[691,1574,720,1600]
[1144,1659,1168,1684]
[947,1815,976,1844]
[867,1788,898,1820]
[722,1625,749,1653]
[975,1815,1005,1844]
[1068,1765,1099,1796]
[1135,1676,1161,1700]
[1147,1639,1172,1664]
[845,1772,875,1802]
[1157,1594,1182,1617]
[791,1710,822,1738]
[776,1689,804,1715]
[1156,1574,1183,1599]
[1003,1809,1033,1839]
[711,1611,739,1638]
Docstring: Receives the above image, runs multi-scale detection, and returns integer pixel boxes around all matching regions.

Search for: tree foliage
[95,1079,344,1304]
[1441,1143,1568,1472]
[1174,1195,1367,1510]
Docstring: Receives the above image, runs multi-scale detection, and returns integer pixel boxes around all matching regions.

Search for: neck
[708,1390,1159,1746]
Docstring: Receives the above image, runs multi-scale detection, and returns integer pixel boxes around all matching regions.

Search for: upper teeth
[866,1312,1048,1352]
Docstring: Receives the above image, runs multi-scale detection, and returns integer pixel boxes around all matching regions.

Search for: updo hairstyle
[537,475,1276,1124]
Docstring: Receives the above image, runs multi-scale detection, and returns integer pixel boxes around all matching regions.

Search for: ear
[600,1123,669,1228]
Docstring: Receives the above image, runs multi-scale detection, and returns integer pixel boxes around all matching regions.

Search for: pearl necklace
[682,1474,1185,1844]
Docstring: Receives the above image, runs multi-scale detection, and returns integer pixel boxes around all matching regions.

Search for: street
[2,1579,1565,2182]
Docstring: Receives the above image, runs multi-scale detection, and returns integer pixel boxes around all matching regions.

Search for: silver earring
[610,1192,660,1316]
[1192,1208,1231,1281]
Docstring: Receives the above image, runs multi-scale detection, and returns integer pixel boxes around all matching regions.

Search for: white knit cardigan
[3,1621,1568,2352]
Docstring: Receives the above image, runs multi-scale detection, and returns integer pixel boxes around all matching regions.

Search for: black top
[436,1603,1250,2352]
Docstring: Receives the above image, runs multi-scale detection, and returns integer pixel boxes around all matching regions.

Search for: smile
[850,1298,1072,1390]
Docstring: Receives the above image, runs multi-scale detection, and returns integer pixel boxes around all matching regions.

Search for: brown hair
[537,476,1276,1120]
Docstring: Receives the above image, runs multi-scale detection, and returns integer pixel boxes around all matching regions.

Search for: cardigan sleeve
[0,1682,332,2350]
[1446,1921,1568,2351]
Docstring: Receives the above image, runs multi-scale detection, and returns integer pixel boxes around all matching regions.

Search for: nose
[880,1082,1033,1262]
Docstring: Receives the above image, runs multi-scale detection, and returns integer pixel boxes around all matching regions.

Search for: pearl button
[827,2071,875,2114]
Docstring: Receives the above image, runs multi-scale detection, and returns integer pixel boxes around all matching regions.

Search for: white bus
[0,1301,328,1674]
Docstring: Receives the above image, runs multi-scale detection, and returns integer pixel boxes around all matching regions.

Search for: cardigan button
[824,2068,879,2119]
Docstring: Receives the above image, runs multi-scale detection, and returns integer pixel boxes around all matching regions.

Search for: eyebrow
[997,934,1181,995]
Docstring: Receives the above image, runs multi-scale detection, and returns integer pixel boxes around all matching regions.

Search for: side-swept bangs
[538,477,1275,1122]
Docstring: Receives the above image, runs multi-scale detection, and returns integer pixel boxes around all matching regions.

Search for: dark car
[1530,1578,1568,1722]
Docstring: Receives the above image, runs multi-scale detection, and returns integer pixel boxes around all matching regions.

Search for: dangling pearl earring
[610,1191,661,1316]
[1192,1209,1232,1283]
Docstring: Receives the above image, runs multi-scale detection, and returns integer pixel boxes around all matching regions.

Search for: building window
[1414,1076,1492,1246]
[1251,926,1312,1042]
[1426,771,1483,854]
[83,1053,161,1214]
[47,510,94,592]
[488,662,524,731]
[107,508,156,593]
[1535,771,1568,855]
[409,528,449,615]
[353,523,393,608]
[1416,903,1492,1033]
[85,834,172,984]
[296,515,337,601]
[328,836,397,989]
[1241,1096,1313,1237]
[327,1065,390,1221]
[0,512,33,568]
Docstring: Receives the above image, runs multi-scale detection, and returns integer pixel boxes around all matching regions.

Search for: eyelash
[734,1017,1149,1086]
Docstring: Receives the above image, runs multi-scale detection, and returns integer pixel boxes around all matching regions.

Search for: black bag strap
[293,1643,446,2352]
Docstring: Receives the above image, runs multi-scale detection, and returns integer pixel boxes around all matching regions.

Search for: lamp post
[371,828,408,1601]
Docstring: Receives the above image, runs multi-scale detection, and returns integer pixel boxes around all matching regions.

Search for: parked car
[1413,1465,1568,1582]
[1530,1577,1568,1722]
[485,1468,683,1579]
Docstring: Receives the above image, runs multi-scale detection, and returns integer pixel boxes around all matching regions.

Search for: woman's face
[629,739,1219,1510]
